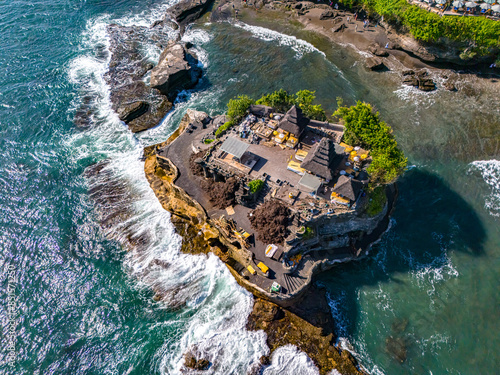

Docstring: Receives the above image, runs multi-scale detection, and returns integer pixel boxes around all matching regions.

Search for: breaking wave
[470,159,500,217]
[234,22,325,59]
[65,8,271,375]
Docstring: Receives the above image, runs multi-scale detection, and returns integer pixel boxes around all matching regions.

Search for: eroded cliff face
[247,298,365,375]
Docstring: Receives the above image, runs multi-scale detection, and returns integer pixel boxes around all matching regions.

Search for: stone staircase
[282,273,306,294]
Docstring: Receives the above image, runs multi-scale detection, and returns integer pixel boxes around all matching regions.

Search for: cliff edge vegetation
[340,0,500,60]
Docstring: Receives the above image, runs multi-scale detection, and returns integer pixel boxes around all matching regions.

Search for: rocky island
[85,0,497,372]
[141,88,405,373]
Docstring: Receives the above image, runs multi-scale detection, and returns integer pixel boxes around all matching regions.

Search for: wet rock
[167,0,214,30]
[401,70,436,91]
[105,24,174,132]
[385,335,407,363]
[150,41,202,99]
[391,318,409,333]
[184,352,210,370]
[246,298,364,375]
[418,77,436,91]
[402,75,418,86]
[117,101,149,123]
[443,79,457,91]
[259,355,271,365]
[365,57,385,71]
[111,81,173,133]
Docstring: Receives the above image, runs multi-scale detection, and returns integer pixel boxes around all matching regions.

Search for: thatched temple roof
[301,138,344,180]
[278,105,309,136]
[332,175,364,201]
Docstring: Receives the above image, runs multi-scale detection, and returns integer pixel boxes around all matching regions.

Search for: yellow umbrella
[361,154,368,160]
[350,151,357,156]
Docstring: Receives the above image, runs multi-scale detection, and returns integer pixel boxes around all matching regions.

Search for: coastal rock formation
[368,44,389,57]
[402,70,436,92]
[112,81,173,133]
[247,298,365,375]
[167,0,214,30]
[184,352,210,370]
[319,10,336,20]
[104,24,174,132]
[365,57,385,71]
[150,41,202,98]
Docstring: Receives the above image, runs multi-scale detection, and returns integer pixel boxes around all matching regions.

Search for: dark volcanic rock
[105,24,174,132]
[443,79,457,91]
[112,81,173,133]
[401,70,436,91]
[167,0,214,30]
[184,352,210,370]
[150,41,202,98]
[365,57,385,71]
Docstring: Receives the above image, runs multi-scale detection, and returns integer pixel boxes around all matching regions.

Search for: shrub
[256,88,295,113]
[338,0,500,56]
[248,179,265,194]
[214,120,235,138]
[366,186,387,216]
[227,95,255,122]
[256,89,326,120]
[203,138,214,144]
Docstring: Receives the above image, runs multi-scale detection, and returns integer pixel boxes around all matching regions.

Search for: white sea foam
[470,159,500,217]
[65,10,273,375]
[234,22,325,59]
[263,345,319,375]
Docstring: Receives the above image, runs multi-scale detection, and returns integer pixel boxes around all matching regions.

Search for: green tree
[295,90,326,121]
[227,95,255,122]
[248,179,265,194]
[334,101,407,186]
[256,89,295,113]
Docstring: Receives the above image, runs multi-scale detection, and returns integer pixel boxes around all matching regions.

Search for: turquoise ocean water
[0,1,499,374]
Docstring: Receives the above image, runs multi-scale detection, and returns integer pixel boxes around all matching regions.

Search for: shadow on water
[317,168,486,363]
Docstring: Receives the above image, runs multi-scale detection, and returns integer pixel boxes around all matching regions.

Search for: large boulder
[150,41,202,99]
[167,0,214,29]
[368,44,389,57]
[112,81,173,133]
[103,24,174,132]
[401,69,436,92]
[365,57,385,71]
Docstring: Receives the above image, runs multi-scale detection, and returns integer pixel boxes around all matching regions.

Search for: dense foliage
[365,185,387,216]
[248,179,265,194]
[215,95,255,138]
[256,89,326,120]
[256,89,295,113]
[340,0,500,57]
[333,101,407,185]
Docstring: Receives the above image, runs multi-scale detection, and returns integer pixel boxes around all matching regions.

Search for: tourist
[355,24,358,32]
[354,12,358,21]
[335,3,339,10]
[347,16,350,23]
[385,42,389,49]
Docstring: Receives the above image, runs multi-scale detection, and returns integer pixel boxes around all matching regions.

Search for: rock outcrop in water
[150,41,202,99]
[103,24,203,133]
[167,0,215,32]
